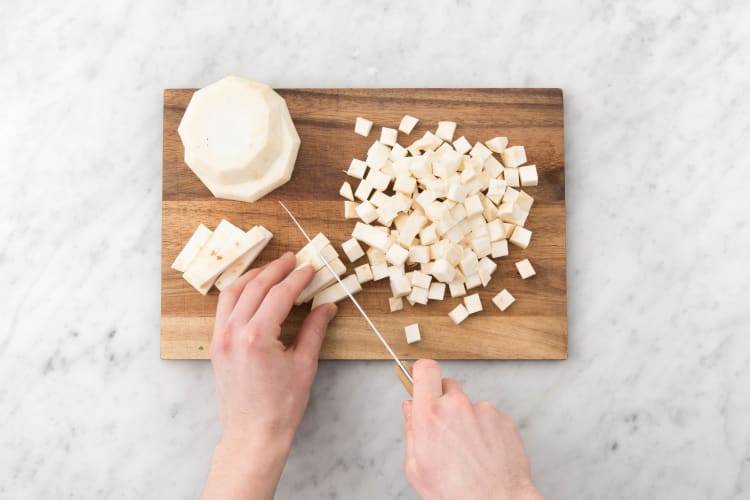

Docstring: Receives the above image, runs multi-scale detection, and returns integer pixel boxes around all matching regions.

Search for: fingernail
[326,304,338,321]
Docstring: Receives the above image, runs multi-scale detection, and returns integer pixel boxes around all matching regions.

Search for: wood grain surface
[162,88,567,360]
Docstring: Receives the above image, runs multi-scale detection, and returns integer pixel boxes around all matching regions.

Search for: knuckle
[476,399,496,412]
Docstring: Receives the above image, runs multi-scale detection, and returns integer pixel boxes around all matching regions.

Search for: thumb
[294,303,337,360]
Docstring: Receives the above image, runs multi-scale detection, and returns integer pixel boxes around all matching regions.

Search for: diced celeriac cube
[399,115,419,135]
[448,304,470,324]
[341,238,365,262]
[479,268,492,287]
[408,286,429,305]
[447,183,468,203]
[366,247,387,265]
[449,281,466,297]
[389,271,412,297]
[464,293,482,314]
[515,258,536,279]
[366,141,391,169]
[503,186,520,204]
[404,323,421,343]
[500,145,526,168]
[354,179,374,201]
[408,245,431,264]
[491,239,509,258]
[295,258,347,304]
[498,201,524,224]
[435,121,457,142]
[354,263,373,283]
[352,222,390,251]
[312,274,362,309]
[371,263,389,281]
[355,117,373,136]
[380,127,398,146]
[389,143,408,160]
[471,236,492,258]
[487,178,507,198]
[464,194,483,217]
[487,220,504,242]
[344,201,358,219]
[509,226,532,249]
[492,289,515,311]
[398,213,427,247]
[459,251,479,275]
[355,201,379,224]
[485,136,508,153]
[519,164,538,187]
[393,175,416,194]
[386,244,409,266]
[516,190,535,211]
[389,296,404,312]
[452,136,472,155]
[366,168,391,191]
[172,224,212,272]
[428,282,446,300]
[369,191,389,208]
[504,168,520,187]
[419,224,438,245]
[503,222,516,238]
[469,142,493,161]
[347,158,367,179]
[410,271,432,289]
[464,273,481,289]
[432,258,456,282]
[296,241,338,271]
[340,181,354,201]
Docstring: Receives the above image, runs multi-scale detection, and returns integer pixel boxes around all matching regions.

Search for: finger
[441,377,464,396]
[403,401,416,475]
[293,303,338,361]
[252,264,316,330]
[227,252,296,326]
[214,265,266,336]
[412,359,443,400]
[401,400,412,421]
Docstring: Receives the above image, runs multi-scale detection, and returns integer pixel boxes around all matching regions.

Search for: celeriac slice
[172,224,212,272]
[296,258,347,304]
[214,226,273,290]
[311,274,362,309]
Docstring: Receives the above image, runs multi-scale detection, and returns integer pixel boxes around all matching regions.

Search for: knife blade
[279,201,415,388]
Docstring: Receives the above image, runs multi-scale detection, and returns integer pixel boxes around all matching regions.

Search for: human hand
[402,360,543,500]
[202,252,338,500]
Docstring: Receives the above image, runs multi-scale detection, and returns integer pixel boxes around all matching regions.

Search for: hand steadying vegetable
[202,253,541,500]
[403,360,543,500]
[202,252,338,500]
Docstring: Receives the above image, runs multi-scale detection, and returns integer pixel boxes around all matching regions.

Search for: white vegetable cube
[393,175,417,194]
[171,224,212,272]
[355,201,379,223]
[500,145,526,168]
[432,258,456,283]
[516,190,535,211]
[519,164,538,187]
[503,186,520,204]
[479,256,497,275]
[464,273,481,289]
[347,158,367,179]
[471,236,492,258]
[483,155,504,179]
[435,121,457,142]
[352,222,390,251]
[366,168,391,191]
[409,245,431,264]
[408,286,429,305]
[354,263,373,283]
[498,201,524,223]
[380,127,398,147]
[491,239,509,258]
[485,136,508,153]
[509,226,532,249]
[452,136,472,155]
[492,289,515,311]
[341,238,365,262]
[448,304,470,324]
[388,296,404,313]
[487,220,504,242]
[410,270,432,289]
[428,282,446,301]
[371,263,389,281]
[344,201,358,219]
[399,115,419,135]
[469,142,493,161]
[419,224,438,245]
[404,323,422,344]
[464,194,483,218]
[354,117,373,136]
[447,183,468,203]
[464,293,482,314]
[503,222,516,238]
[459,251,479,275]
[354,179,374,201]
[479,268,492,287]
[367,247,387,265]
[389,271,412,297]
[386,244,409,266]
[449,281,466,297]
[339,181,354,201]
[460,166,478,184]
[311,274,362,309]
[515,258,536,279]
[504,168,520,187]
[488,178,507,198]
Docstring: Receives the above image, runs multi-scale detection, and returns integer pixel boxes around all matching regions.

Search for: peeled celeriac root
[343,115,540,328]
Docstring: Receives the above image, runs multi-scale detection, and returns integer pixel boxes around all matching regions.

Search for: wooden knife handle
[395,360,414,397]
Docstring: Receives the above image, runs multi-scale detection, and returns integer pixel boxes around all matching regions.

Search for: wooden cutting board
[161,88,567,360]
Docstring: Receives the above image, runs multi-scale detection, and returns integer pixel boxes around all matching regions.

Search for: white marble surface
[1,1,749,498]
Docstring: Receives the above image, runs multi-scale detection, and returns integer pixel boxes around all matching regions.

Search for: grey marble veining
[1,1,749,498]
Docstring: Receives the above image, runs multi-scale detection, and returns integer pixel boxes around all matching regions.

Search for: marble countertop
[2,1,748,498]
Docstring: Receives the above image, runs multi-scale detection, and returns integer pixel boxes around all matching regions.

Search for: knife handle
[394,360,414,397]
